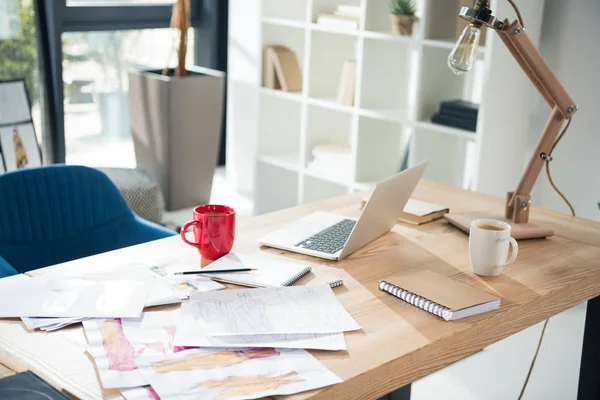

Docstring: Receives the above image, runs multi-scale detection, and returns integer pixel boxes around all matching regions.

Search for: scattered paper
[120,386,160,400]
[178,285,360,336]
[0,277,152,318]
[200,253,312,288]
[174,330,346,351]
[135,348,342,400]
[22,316,87,331]
[149,264,225,296]
[84,309,191,389]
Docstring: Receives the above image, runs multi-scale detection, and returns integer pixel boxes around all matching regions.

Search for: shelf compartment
[255,161,299,214]
[414,121,476,141]
[258,154,301,172]
[364,0,425,35]
[310,0,362,25]
[357,108,411,124]
[409,126,473,188]
[310,23,359,36]
[304,105,354,182]
[360,38,412,110]
[302,175,349,204]
[262,0,308,23]
[262,17,307,29]
[307,30,359,100]
[307,96,354,114]
[262,23,307,92]
[417,46,467,122]
[258,91,303,163]
[355,116,410,183]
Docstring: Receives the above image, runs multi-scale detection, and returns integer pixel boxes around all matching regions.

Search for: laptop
[258,161,428,261]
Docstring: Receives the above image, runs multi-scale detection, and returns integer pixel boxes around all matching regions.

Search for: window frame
[35,0,225,164]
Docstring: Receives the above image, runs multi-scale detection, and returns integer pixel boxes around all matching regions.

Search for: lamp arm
[492,20,578,222]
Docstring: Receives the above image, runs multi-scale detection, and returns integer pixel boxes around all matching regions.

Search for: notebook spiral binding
[327,279,344,289]
[378,280,451,320]
[282,266,313,286]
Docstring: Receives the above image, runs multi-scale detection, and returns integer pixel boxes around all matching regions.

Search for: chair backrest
[0,254,18,278]
[0,165,135,272]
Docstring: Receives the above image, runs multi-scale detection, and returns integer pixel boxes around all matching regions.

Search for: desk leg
[578,296,600,400]
[379,384,411,400]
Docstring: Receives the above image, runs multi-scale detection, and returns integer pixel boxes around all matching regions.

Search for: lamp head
[447,1,503,75]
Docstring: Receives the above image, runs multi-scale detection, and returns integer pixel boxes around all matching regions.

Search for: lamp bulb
[448,24,481,75]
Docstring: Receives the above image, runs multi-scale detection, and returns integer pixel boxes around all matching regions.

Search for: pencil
[174,268,257,275]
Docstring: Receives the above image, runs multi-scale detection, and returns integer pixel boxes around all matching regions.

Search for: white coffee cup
[469,219,518,277]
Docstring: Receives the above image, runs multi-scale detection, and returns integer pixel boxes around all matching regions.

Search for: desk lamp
[443,0,578,240]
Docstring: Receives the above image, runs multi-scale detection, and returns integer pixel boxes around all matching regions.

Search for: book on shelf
[432,113,477,132]
[361,197,449,225]
[440,99,479,120]
[263,45,303,92]
[335,5,361,18]
[432,99,479,132]
[336,60,356,106]
[316,13,359,31]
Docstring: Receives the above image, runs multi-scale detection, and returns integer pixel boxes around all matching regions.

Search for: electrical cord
[507,0,525,28]
[517,118,576,400]
[545,118,576,216]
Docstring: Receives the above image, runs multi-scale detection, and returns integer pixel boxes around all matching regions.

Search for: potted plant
[389,0,419,36]
[128,0,225,210]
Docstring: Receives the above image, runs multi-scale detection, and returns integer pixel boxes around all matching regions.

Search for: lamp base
[444,212,554,240]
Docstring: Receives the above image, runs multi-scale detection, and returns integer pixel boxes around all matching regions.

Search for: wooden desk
[1,180,600,400]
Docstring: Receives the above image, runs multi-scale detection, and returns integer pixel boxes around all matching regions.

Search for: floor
[166,170,587,400]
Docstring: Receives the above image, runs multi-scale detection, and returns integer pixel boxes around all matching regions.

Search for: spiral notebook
[200,253,312,288]
[379,270,500,321]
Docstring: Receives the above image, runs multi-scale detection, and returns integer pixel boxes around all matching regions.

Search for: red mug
[180,205,236,260]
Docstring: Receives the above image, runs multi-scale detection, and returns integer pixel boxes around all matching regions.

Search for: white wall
[531,0,600,221]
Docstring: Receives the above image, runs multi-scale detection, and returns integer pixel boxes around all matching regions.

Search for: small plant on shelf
[389,0,419,36]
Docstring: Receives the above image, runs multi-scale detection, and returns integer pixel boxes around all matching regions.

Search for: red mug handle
[180,220,203,248]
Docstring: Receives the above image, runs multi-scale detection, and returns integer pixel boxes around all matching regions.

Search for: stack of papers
[82,284,358,399]
[2,264,225,331]
[0,256,359,399]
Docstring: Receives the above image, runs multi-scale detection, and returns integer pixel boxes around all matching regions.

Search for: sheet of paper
[75,263,224,300]
[120,386,159,400]
[84,309,193,389]
[0,277,152,318]
[22,316,87,331]
[173,329,347,351]
[135,348,342,400]
[0,123,42,172]
[149,264,225,296]
[178,285,360,336]
[200,253,312,288]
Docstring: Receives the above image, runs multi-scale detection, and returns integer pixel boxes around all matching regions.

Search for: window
[62,28,195,167]
[67,0,175,5]
[36,0,226,164]
[0,0,42,142]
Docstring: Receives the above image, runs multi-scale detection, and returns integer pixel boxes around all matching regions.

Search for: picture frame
[0,78,42,172]
[0,123,42,171]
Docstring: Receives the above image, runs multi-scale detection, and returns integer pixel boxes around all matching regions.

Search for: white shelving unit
[227,0,545,214]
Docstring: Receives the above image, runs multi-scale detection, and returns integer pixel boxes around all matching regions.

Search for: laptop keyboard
[295,219,356,254]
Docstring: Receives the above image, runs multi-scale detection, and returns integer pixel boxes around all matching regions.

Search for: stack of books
[307,143,352,180]
[316,5,361,31]
[431,100,479,132]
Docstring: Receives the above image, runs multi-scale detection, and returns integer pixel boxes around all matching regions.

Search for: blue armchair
[0,254,18,278]
[0,165,175,275]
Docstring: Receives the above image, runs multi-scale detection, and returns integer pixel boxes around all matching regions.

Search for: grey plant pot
[128,65,225,211]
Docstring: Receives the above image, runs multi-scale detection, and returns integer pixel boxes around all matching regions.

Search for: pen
[174,268,257,275]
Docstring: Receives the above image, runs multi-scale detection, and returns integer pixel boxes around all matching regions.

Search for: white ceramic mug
[469,219,519,277]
